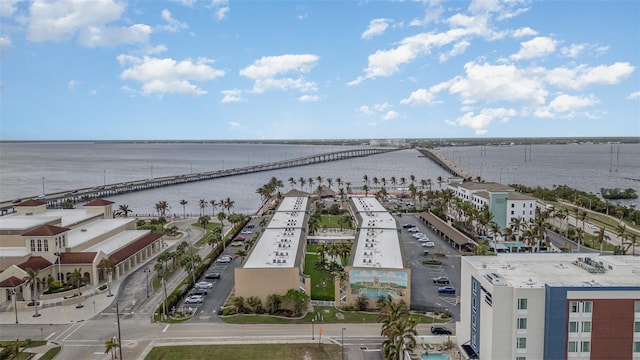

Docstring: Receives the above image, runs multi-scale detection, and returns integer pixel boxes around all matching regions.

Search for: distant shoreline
[0,136,638,146]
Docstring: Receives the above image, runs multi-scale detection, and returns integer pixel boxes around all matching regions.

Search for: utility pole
[116,302,124,360]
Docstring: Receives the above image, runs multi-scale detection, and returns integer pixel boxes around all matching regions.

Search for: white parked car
[241,230,253,235]
[412,233,426,238]
[196,282,214,289]
[418,237,430,242]
[184,295,204,304]
[423,241,435,247]
[408,227,419,233]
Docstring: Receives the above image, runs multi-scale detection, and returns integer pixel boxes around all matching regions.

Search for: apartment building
[457,253,640,360]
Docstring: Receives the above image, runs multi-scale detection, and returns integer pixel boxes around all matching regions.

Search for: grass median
[145,343,342,360]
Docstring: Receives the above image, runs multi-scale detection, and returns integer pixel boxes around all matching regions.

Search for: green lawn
[304,254,335,301]
[221,306,447,325]
[145,343,342,360]
[319,215,352,229]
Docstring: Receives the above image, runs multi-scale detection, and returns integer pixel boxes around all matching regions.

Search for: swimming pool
[421,353,451,360]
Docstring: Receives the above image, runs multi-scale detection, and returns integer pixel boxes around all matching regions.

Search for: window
[511,203,515,208]
[43,239,48,251]
[516,357,526,360]
[570,301,579,313]
[582,321,591,333]
[517,318,527,330]
[583,301,592,313]
[634,341,640,352]
[30,240,35,252]
[516,337,526,349]
[581,341,590,352]
[569,321,578,333]
[472,315,477,328]
[473,297,477,310]
[37,239,42,252]
[517,298,528,310]
[634,321,640,332]
[568,341,578,352]
[472,281,477,294]
[511,210,515,215]
[635,301,640,312]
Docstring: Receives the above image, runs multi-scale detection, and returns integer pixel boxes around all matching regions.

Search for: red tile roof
[110,232,163,264]
[57,252,97,264]
[85,199,115,206]
[22,224,70,237]
[15,199,47,207]
[17,256,53,272]
[0,276,24,288]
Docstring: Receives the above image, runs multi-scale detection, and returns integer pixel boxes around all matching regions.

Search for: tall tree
[23,268,41,317]
[104,337,120,360]
[198,199,207,216]
[117,204,131,218]
[210,199,218,216]
[98,258,115,297]
[179,199,188,218]
[69,268,84,308]
[223,197,235,215]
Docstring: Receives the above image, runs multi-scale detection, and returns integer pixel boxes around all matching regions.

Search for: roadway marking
[162,324,170,333]
[63,321,88,341]
[46,332,56,340]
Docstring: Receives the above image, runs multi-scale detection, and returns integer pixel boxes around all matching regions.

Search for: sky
[0,0,639,141]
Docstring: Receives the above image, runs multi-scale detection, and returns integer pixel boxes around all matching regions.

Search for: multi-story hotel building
[457,253,640,360]
[234,195,312,302]
[447,180,537,230]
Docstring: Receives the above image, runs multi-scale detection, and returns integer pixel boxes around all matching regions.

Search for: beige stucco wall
[16,205,47,216]
[235,267,304,303]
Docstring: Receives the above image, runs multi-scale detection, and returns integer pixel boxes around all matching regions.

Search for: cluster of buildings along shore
[1,178,639,360]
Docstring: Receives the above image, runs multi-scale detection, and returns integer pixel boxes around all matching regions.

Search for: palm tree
[326,178,333,190]
[104,337,120,360]
[155,200,169,217]
[209,199,218,216]
[223,197,235,215]
[266,294,282,314]
[23,268,41,317]
[314,257,329,288]
[287,177,296,190]
[198,199,207,216]
[98,258,115,297]
[575,228,584,252]
[316,175,323,187]
[231,296,245,313]
[235,249,248,264]
[179,199,188,218]
[298,177,306,191]
[362,174,369,187]
[307,177,314,193]
[69,268,84,308]
[198,215,210,229]
[117,204,131,218]
[594,227,611,251]
[378,299,417,360]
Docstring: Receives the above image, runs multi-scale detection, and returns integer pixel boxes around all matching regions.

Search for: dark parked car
[205,272,221,279]
[189,289,208,297]
[437,286,456,294]
[433,276,451,284]
[431,325,452,335]
[402,223,416,228]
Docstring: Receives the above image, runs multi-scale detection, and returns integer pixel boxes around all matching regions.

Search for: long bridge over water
[1,147,401,215]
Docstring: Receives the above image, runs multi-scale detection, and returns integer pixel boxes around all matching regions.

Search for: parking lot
[397,214,461,321]
[180,221,260,323]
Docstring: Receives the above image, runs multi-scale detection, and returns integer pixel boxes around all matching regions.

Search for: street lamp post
[144,268,151,298]
[311,319,315,340]
[341,328,346,360]
[187,228,195,287]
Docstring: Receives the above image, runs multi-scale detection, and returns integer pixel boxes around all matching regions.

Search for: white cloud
[446,61,548,105]
[0,36,11,54]
[240,54,319,94]
[228,121,240,129]
[445,107,517,135]
[545,62,635,90]
[410,5,444,27]
[220,89,246,103]
[439,40,470,62]
[400,88,437,106]
[299,94,320,102]
[510,36,557,61]
[373,103,390,112]
[117,55,225,96]
[68,79,82,89]
[27,0,151,47]
[161,9,188,33]
[628,91,640,100]
[362,19,390,39]
[357,105,373,116]
[512,27,537,37]
[0,0,20,17]
[383,110,399,121]
[209,0,229,21]
[89,89,97,95]
[561,43,585,58]
[534,94,599,118]
[171,0,197,7]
